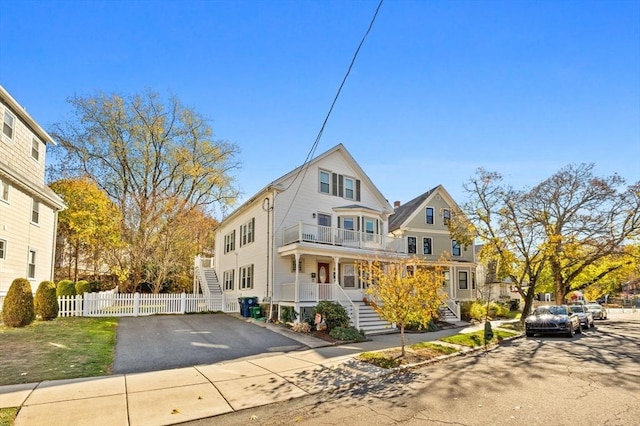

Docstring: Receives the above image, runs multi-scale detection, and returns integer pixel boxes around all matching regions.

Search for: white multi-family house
[0,85,65,293]
[388,185,478,320]
[195,144,407,333]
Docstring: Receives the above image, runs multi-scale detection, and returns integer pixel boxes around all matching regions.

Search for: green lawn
[440,328,517,348]
[0,317,117,386]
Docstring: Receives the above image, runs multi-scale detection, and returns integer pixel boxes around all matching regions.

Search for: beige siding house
[198,144,408,333]
[388,185,478,317]
[0,86,65,293]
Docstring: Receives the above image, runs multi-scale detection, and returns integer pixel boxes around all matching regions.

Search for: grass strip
[440,329,517,348]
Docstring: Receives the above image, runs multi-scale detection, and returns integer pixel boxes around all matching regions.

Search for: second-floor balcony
[281,222,406,253]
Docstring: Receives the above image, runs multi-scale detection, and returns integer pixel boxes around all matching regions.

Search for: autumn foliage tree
[358,258,445,357]
[50,176,122,283]
[50,91,239,291]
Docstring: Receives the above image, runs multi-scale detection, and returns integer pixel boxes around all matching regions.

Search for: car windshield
[535,306,567,315]
[569,306,584,313]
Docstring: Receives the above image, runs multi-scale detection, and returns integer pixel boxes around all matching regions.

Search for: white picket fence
[0,291,241,318]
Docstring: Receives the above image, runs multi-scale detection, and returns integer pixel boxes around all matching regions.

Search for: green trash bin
[250,306,262,319]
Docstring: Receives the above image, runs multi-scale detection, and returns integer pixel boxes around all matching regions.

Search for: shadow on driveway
[113,314,305,374]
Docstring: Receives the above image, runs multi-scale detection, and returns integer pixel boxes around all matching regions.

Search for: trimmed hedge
[2,278,35,327]
[35,281,59,320]
[313,301,350,331]
[75,280,91,295]
[56,279,76,297]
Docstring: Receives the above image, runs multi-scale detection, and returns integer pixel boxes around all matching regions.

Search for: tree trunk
[400,324,406,357]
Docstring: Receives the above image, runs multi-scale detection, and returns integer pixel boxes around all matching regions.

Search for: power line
[276,0,385,231]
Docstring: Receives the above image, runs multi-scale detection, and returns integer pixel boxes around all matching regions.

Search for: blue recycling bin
[238,297,259,317]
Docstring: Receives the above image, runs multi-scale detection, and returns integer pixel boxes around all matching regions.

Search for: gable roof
[219,143,393,224]
[0,85,57,145]
[388,184,459,232]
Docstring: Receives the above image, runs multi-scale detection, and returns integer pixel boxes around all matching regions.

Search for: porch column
[294,253,300,303]
[332,256,341,284]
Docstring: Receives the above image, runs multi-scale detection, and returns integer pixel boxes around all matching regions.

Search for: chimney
[393,201,401,208]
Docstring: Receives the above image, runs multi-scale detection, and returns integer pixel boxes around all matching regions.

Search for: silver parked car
[525,305,582,337]
[585,303,608,320]
[569,304,595,329]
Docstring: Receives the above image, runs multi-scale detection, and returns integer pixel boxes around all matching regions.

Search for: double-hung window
[223,270,234,291]
[32,138,41,161]
[423,237,432,255]
[452,240,461,256]
[344,177,355,200]
[31,199,40,224]
[3,110,14,140]
[319,170,331,194]
[224,231,235,254]
[28,249,36,279]
[239,264,254,289]
[443,208,451,225]
[425,207,434,224]
[459,271,468,289]
[240,218,254,247]
[0,239,6,260]
[0,178,9,202]
[408,236,417,254]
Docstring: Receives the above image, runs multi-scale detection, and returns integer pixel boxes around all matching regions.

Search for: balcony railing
[281,222,406,253]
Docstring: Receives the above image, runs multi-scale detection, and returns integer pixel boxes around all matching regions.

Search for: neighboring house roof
[0,85,57,146]
[218,143,393,226]
[388,186,438,232]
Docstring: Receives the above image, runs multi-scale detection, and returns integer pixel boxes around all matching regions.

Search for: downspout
[50,209,59,282]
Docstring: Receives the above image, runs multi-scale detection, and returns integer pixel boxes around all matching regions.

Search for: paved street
[189,311,640,426]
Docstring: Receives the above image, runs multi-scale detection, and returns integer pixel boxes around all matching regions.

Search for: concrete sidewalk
[0,321,473,426]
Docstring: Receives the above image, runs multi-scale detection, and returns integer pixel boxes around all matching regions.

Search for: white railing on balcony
[281,222,406,253]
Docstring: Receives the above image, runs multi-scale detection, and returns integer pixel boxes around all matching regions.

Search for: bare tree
[51,91,240,291]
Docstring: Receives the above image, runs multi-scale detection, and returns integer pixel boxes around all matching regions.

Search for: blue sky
[1,0,639,213]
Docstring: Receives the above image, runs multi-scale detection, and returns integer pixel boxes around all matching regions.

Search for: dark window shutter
[338,175,344,197]
[332,173,337,196]
[356,180,361,201]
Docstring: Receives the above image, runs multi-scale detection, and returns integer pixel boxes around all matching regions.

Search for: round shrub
[75,279,91,295]
[2,278,35,327]
[312,301,350,331]
[35,281,59,320]
[329,326,366,342]
[56,279,76,297]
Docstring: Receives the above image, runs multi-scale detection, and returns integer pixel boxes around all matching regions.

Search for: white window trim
[31,199,40,225]
[0,178,9,203]
[239,264,254,290]
[344,176,355,200]
[423,237,433,255]
[27,248,37,279]
[31,138,41,162]
[3,110,15,141]
[0,239,6,260]
[425,207,434,225]
[223,269,234,291]
[319,170,331,194]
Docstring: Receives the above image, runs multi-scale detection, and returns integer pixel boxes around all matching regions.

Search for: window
[408,236,417,254]
[3,110,14,140]
[452,240,461,256]
[31,138,40,161]
[425,207,434,224]
[240,218,254,247]
[341,217,356,241]
[31,199,40,224]
[223,270,234,291]
[239,264,254,289]
[224,230,235,254]
[344,177,355,200]
[423,237,432,255]
[364,218,377,241]
[291,258,304,272]
[28,249,36,279]
[443,208,451,225]
[443,270,450,288]
[0,178,9,202]
[342,264,356,288]
[319,170,330,194]
[0,239,6,260]
[459,271,468,289]
[317,213,331,227]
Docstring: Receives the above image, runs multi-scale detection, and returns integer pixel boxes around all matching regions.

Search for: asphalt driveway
[113,314,305,374]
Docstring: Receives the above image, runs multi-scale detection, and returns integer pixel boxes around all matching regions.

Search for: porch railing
[277,282,359,328]
[281,222,406,253]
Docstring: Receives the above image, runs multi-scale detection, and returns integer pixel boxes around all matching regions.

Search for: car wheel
[566,324,574,337]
